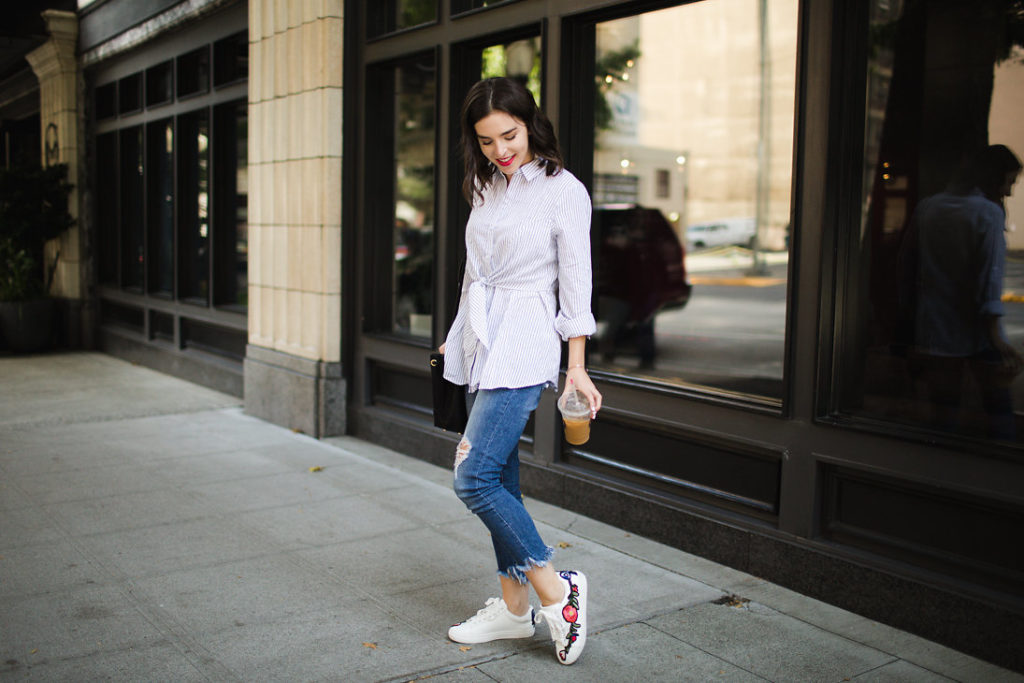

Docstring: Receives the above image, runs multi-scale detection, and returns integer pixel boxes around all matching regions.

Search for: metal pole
[750,0,771,276]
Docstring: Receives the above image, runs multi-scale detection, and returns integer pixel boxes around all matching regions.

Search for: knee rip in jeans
[454,436,471,476]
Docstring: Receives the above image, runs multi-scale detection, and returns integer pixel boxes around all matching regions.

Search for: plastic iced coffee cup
[558,388,592,445]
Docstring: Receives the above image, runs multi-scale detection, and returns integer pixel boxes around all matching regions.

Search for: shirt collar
[519,157,548,181]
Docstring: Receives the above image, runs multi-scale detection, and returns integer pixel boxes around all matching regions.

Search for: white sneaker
[537,570,587,664]
[448,597,535,644]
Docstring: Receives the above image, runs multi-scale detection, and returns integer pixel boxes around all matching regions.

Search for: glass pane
[96,132,118,284]
[145,60,173,108]
[368,0,437,37]
[214,100,248,310]
[119,126,144,289]
[95,82,116,120]
[118,73,142,115]
[177,46,210,98]
[840,1,1024,445]
[392,56,436,337]
[147,118,174,295]
[591,1,798,400]
[178,108,210,303]
[481,36,541,105]
[453,0,515,13]
[214,31,248,87]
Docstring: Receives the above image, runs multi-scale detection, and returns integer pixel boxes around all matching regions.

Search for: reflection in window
[120,126,144,289]
[591,1,798,400]
[214,101,248,310]
[146,61,173,107]
[179,109,210,302]
[841,1,1024,446]
[452,0,515,14]
[177,46,210,98]
[368,0,437,37]
[214,31,248,87]
[393,56,436,337]
[96,132,118,285]
[147,119,174,295]
[481,37,541,105]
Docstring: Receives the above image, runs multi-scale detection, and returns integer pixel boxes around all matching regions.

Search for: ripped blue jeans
[454,384,551,584]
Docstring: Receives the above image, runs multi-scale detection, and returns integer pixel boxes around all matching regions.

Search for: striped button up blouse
[443,158,597,392]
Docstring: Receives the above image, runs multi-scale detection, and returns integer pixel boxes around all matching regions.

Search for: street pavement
[1,352,1020,682]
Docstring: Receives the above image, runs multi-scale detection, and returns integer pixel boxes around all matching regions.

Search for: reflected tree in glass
[481,37,541,105]
[392,58,436,336]
[369,0,437,36]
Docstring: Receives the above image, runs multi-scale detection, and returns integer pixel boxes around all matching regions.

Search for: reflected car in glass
[593,204,692,368]
[686,217,756,250]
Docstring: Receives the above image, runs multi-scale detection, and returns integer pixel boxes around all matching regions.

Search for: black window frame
[90,21,248,362]
[560,0,799,416]
[362,48,441,344]
[818,0,1024,460]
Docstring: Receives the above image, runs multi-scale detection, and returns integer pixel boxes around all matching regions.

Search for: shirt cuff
[981,300,1006,317]
[555,312,597,341]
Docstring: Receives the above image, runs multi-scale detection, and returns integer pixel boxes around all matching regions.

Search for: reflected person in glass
[906,144,1023,440]
[438,77,602,665]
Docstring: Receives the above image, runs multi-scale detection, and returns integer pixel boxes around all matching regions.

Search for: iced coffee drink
[558,388,592,445]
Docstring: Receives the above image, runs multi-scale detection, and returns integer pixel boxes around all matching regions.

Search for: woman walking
[440,77,602,665]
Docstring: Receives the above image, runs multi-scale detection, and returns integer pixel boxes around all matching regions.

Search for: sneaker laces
[536,606,569,645]
[465,597,506,624]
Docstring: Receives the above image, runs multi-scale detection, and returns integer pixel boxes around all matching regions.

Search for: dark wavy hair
[460,77,564,204]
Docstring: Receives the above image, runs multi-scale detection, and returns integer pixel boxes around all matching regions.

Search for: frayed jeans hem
[497,546,555,584]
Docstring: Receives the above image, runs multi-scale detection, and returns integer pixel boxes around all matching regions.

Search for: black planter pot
[0,298,55,352]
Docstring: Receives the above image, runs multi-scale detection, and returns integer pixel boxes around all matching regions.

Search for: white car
[686,217,756,249]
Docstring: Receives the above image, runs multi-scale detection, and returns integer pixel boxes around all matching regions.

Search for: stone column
[243,0,345,436]
[26,11,85,335]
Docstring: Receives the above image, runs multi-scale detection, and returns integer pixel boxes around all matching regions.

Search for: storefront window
[178,108,210,303]
[96,132,118,284]
[119,126,144,290]
[214,100,248,310]
[368,0,437,38]
[590,1,798,401]
[365,53,437,338]
[838,0,1024,446]
[452,0,519,17]
[95,35,247,317]
[147,118,174,296]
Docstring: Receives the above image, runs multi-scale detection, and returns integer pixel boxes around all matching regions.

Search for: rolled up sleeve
[978,206,1007,318]
[554,182,597,340]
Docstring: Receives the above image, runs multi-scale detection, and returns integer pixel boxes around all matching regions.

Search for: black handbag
[430,352,468,432]
[431,254,469,432]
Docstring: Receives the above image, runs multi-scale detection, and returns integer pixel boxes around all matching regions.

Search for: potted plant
[0,164,74,352]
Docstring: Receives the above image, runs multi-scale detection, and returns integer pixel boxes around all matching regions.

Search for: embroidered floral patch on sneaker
[538,570,588,665]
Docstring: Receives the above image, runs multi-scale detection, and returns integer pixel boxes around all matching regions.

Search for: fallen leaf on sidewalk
[29,649,38,655]
[712,594,750,608]
[362,642,378,650]
[459,646,471,652]
[309,466,323,472]
[556,542,572,548]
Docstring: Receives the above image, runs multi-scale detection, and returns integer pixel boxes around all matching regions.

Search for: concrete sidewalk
[1,352,1019,682]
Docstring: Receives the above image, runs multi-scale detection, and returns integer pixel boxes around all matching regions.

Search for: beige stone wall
[248,0,343,363]
[26,10,82,299]
[991,47,1024,249]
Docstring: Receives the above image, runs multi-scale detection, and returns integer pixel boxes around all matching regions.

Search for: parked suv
[593,205,692,367]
